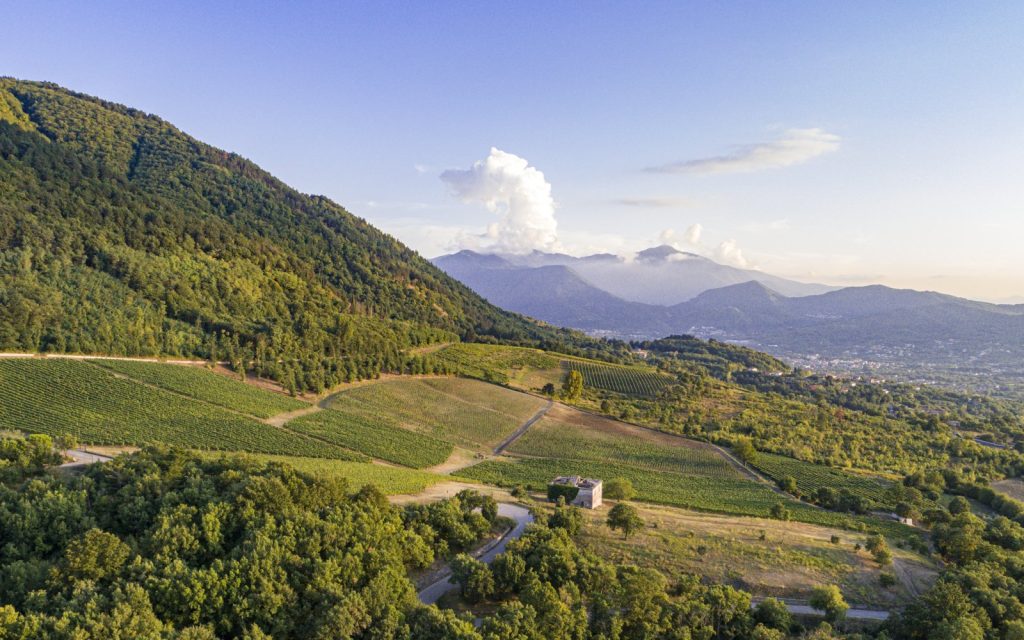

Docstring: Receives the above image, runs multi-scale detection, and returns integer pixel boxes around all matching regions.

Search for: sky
[4,1,1023,302]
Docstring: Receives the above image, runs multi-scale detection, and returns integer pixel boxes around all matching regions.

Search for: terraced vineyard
[90,359,309,418]
[509,406,740,477]
[329,378,545,450]
[434,343,559,384]
[199,452,450,494]
[288,407,453,468]
[0,359,359,459]
[562,359,672,397]
[750,452,894,507]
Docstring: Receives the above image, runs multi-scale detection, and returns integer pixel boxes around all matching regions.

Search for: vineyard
[460,456,907,535]
[197,452,450,494]
[90,359,309,418]
[0,359,359,459]
[509,407,742,477]
[750,452,894,507]
[330,378,545,450]
[288,407,453,468]
[562,359,672,397]
[434,343,560,384]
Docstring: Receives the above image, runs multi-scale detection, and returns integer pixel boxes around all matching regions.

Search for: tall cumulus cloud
[441,148,559,254]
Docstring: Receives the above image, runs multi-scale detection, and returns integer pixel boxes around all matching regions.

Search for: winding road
[59,449,113,469]
[417,503,533,605]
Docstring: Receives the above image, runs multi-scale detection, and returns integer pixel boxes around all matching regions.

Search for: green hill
[0,78,600,391]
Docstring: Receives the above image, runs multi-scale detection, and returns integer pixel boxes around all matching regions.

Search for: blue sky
[4,1,1023,300]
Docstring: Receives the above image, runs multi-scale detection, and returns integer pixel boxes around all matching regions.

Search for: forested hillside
[0,79,601,391]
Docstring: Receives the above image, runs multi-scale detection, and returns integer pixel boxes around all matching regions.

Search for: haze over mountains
[434,247,1024,379]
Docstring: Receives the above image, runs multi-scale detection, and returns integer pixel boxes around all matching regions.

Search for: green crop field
[434,343,559,384]
[750,451,894,507]
[562,359,672,397]
[460,456,907,535]
[90,359,309,418]
[509,409,741,477]
[288,407,453,468]
[329,377,545,450]
[0,359,360,459]
[198,452,451,494]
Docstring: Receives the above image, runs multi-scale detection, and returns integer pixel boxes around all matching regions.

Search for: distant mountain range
[434,248,1024,374]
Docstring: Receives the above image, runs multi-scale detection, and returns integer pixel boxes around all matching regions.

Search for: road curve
[59,449,114,469]
[418,503,533,605]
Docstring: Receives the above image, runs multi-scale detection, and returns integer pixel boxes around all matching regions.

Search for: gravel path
[492,401,552,455]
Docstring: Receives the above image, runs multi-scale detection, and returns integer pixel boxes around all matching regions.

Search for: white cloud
[684,223,703,245]
[658,223,702,249]
[614,196,696,209]
[440,148,559,254]
[714,239,752,268]
[648,128,841,175]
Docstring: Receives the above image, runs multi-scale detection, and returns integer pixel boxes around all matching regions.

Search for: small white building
[550,475,603,509]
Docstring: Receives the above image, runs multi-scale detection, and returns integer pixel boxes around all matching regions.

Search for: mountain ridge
[0,78,606,391]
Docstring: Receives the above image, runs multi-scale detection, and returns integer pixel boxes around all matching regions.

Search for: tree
[541,383,556,397]
[769,502,790,521]
[59,528,131,582]
[450,553,495,603]
[549,503,584,536]
[607,503,643,539]
[732,437,758,465]
[561,370,584,402]
[896,500,920,521]
[866,533,893,566]
[480,602,543,640]
[753,597,792,631]
[948,496,971,515]
[750,625,786,640]
[809,585,848,622]
[779,476,798,495]
[604,477,636,501]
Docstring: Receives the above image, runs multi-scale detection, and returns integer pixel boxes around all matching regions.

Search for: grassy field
[750,452,894,507]
[329,377,545,450]
[198,452,450,494]
[90,359,309,418]
[433,344,560,387]
[566,502,936,608]
[0,359,359,459]
[509,405,741,477]
[993,478,1024,502]
[287,407,453,468]
[461,455,911,536]
[562,359,673,397]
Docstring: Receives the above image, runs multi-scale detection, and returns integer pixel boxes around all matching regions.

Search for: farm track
[0,352,220,365]
[79,361,365,459]
[493,400,553,455]
[710,443,792,498]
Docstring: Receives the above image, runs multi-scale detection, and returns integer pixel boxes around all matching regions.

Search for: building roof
[551,475,602,488]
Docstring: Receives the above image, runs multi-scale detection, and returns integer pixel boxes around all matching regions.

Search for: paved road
[418,503,533,605]
[59,449,114,469]
[751,598,889,621]
[493,401,552,455]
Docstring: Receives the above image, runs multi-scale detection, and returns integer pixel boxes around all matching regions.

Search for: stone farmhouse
[549,475,603,509]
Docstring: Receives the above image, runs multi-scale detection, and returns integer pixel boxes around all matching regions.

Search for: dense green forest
[0,446,864,639]
[5,446,1024,638]
[0,79,613,391]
